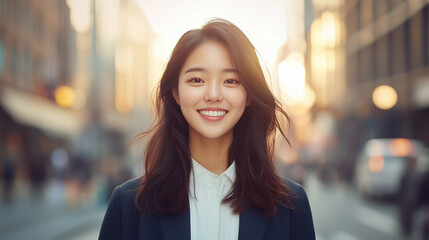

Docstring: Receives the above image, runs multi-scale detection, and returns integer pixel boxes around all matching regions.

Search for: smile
[198,110,227,117]
[197,109,228,122]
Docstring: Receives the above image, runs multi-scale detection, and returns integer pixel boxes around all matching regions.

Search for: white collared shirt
[189,159,239,240]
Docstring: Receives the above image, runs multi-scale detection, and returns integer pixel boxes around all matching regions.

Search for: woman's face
[173,41,249,141]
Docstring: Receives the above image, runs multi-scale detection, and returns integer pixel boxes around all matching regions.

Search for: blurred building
[70,0,161,163]
[307,0,345,111]
[306,0,429,180]
[341,0,429,146]
[0,0,160,186]
[0,0,76,184]
[0,0,79,137]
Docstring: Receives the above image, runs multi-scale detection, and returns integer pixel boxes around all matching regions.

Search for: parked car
[354,138,429,199]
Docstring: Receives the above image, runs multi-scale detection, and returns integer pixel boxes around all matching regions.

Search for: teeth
[199,110,226,117]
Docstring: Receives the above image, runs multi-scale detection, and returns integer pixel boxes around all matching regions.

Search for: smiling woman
[173,41,250,166]
[99,19,315,240]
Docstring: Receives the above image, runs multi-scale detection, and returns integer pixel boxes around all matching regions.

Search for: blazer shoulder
[280,177,306,198]
[99,177,142,240]
[109,177,141,204]
[118,177,141,193]
[279,177,316,239]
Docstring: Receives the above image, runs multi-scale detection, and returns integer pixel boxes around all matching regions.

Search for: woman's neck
[189,131,232,175]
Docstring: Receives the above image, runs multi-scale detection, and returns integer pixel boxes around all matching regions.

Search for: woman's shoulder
[99,177,143,239]
[280,177,307,198]
[117,177,142,191]
[278,177,312,215]
[278,177,316,239]
[110,177,141,206]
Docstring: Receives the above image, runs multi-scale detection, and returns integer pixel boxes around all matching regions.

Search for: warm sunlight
[134,0,288,72]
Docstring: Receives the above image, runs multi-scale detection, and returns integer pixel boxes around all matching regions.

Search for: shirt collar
[191,158,236,184]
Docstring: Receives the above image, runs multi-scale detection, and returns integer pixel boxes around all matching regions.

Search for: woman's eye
[224,79,239,84]
[189,78,203,83]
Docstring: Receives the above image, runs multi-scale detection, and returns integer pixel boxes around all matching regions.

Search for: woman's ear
[172,88,180,105]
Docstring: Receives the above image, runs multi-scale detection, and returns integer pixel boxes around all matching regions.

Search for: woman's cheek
[228,88,248,108]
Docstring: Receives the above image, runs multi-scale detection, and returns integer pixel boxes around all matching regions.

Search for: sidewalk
[0,179,107,240]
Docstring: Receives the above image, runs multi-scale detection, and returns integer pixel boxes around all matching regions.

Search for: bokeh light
[372,85,398,110]
[278,55,306,102]
[55,86,76,108]
[368,156,384,173]
[390,138,413,157]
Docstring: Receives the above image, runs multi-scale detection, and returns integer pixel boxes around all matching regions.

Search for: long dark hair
[132,19,292,217]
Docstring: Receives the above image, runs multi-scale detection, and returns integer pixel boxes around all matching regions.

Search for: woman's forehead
[180,41,234,73]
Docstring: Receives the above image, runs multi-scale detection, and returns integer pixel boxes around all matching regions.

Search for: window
[0,0,6,19]
[360,45,374,82]
[391,0,405,10]
[0,38,5,75]
[34,13,45,41]
[375,35,390,79]
[23,48,32,86]
[24,7,32,33]
[391,25,406,75]
[360,0,373,28]
[409,11,424,69]
[347,53,359,85]
[374,0,390,21]
[11,44,19,79]
[11,1,20,26]
[423,6,429,66]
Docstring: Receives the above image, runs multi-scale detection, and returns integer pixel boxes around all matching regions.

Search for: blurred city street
[307,174,425,240]
[0,179,106,240]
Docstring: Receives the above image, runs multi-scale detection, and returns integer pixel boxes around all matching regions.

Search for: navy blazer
[99,177,315,240]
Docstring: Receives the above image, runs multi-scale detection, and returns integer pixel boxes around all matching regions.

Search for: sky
[135,0,289,71]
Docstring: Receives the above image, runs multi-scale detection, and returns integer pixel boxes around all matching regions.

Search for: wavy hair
[132,19,292,217]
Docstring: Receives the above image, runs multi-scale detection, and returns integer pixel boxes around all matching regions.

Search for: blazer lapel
[238,207,269,240]
[159,208,191,240]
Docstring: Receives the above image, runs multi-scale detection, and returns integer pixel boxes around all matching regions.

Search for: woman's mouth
[198,109,228,121]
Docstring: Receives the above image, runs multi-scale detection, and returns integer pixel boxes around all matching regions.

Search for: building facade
[305,0,429,180]
[0,0,160,185]
[342,0,429,145]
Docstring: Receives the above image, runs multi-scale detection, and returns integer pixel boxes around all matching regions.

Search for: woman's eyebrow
[184,67,207,73]
[184,67,237,74]
[222,68,237,73]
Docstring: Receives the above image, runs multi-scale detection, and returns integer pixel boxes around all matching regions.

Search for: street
[0,180,106,240]
[1,174,427,240]
[306,173,425,240]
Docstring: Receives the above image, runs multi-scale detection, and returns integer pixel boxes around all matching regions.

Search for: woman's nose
[204,82,223,102]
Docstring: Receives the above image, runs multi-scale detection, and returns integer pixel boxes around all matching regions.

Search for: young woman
[99,19,315,240]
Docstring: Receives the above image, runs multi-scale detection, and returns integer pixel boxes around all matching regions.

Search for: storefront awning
[1,87,86,138]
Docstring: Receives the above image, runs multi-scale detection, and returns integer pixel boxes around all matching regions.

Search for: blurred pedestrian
[1,132,22,203]
[419,169,429,239]
[66,155,94,205]
[28,136,50,200]
[100,19,315,240]
[399,166,429,238]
